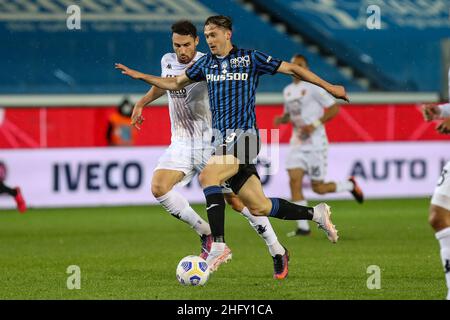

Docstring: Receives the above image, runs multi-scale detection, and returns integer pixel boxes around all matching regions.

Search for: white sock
[156,190,211,236]
[241,207,285,256]
[435,227,450,300]
[335,180,354,193]
[295,200,310,230]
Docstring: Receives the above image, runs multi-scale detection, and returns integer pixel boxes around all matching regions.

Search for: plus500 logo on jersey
[206,73,249,82]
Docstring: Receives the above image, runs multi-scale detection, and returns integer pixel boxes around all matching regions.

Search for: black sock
[203,186,226,243]
[0,182,17,196]
[269,198,314,220]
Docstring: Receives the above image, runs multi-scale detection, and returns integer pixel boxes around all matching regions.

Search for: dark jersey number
[437,169,448,187]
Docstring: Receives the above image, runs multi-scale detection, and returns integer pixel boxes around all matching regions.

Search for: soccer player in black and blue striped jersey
[115,15,349,273]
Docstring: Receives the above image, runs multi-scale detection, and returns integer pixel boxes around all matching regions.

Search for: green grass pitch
[0,198,446,299]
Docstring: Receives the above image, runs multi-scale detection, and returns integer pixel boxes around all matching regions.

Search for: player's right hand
[328,85,349,102]
[131,105,145,130]
[421,104,441,121]
[437,118,450,134]
[115,63,142,80]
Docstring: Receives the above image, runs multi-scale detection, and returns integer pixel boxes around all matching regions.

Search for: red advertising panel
[0,104,448,149]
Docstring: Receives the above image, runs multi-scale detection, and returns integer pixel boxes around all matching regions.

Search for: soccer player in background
[422,77,450,299]
[274,54,364,236]
[130,20,290,279]
[116,15,348,272]
[0,161,26,213]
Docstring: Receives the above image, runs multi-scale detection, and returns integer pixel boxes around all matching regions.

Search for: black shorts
[212,129,261,194]
[224,164,260,194]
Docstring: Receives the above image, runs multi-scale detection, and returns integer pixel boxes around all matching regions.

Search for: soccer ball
[176,255,210,286]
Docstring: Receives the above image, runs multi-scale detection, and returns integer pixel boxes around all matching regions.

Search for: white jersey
[161,52,211,143]
[283,81,335,150]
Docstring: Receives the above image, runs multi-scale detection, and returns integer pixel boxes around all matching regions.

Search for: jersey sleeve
[313,86,335,109]
[439,103,450,118]
[253,50,282,75]
[185,55,206,82]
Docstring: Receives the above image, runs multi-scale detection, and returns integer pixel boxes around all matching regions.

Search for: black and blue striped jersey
[185,46,282,139]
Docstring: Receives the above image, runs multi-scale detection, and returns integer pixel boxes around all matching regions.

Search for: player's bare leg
[287,168,310,236]
[236,175,338,243]
[429,203,450,300]
[152,169,212,258]
[224,193,289,279]
[198,155,239,271]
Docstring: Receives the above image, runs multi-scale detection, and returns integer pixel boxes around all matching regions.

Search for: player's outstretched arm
[114,63,193,91]
[422,104,442,121]
[277,62,349,102]
[437,118,450,134]
[422,103,450,121]
[131,86,166,130]
[274,113,290,126]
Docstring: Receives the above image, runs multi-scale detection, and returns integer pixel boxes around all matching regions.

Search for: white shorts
[285,146,328,181]
[431,161,450,210]
[154,140,214,186]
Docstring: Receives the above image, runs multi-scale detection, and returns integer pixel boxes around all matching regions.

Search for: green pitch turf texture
[0,198,446,300]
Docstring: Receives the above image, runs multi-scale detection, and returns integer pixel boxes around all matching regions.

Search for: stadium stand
[0,0,364,94]
[246,0,450,92]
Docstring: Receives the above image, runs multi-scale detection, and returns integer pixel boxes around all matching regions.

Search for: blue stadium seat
[0,0,363,94]
[4,0,446,93]
[249,0,449,92]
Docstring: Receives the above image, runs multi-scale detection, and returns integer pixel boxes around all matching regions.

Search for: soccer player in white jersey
[130,20,290,279]
[274,54,364,236]
[422,69,450,299]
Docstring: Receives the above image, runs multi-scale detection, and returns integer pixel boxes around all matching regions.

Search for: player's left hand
[422,104,441,121]
[328,85,349,102]
[437,118,450,134]
[130,103,145,130]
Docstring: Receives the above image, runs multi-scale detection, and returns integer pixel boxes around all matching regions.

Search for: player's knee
[429,205,450,231]
[247,206,265,216]
[198,168,218,187]
[247,199,271,216]
[312,183,327,195]
[198,171,208,187]
[151,181,171,198]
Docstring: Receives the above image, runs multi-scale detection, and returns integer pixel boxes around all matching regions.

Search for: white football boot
[313,203,339,243]
[206,242,232,272]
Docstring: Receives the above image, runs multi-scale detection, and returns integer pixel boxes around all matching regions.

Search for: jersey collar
[213,45,238,59]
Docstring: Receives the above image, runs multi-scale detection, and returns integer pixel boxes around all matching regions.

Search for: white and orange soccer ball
[176,255,210,286]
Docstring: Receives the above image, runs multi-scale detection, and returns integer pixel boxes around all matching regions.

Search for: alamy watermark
[66,5,81,30]
[366,265,381,290]
[366,5,381,30]
[66,265,81,289]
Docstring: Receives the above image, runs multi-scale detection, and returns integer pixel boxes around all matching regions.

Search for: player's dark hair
[171,20,197,38]
[204,15,232,31]
[293,54,308,65]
